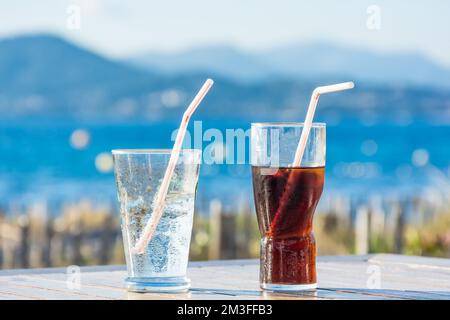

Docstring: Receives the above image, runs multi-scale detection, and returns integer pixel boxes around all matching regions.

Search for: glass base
[261,282,317,292]
[125,276,190,293]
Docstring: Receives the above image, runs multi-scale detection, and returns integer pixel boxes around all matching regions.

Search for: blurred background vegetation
[1,192,449,268]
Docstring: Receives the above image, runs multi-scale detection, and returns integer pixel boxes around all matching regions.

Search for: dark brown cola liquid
[252,166,324,285]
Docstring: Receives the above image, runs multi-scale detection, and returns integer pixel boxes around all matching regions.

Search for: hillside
[0,34,449,123]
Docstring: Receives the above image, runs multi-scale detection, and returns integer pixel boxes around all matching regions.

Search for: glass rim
[111,148,202,155]
[251,122,326,128]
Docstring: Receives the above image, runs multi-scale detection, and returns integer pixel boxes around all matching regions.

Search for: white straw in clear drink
[112,149,201,292]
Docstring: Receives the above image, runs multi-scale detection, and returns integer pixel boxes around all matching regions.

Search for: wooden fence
[0,193,449,269]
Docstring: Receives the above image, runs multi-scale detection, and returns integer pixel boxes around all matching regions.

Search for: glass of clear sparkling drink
[112,149,201,293]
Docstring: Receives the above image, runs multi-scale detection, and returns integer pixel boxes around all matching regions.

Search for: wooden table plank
[0,254,449,300]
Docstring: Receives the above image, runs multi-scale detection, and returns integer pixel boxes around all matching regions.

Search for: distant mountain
[0,34,449,123]
[130,42,450,89]
[129,45,272,82]
[0,34,165,119]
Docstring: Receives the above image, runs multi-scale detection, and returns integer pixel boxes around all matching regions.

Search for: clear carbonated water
[121,193,195,278]
[113,149,201,292]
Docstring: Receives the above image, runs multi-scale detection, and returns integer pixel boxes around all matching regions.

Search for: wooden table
[0,254,449,300]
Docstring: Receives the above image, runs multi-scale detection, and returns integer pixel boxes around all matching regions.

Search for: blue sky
[1,0,449,67]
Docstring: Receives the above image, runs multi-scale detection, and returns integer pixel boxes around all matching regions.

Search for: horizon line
[0,31,447,70]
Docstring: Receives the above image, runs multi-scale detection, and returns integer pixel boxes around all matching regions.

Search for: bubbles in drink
[122,192,195,278]
[252,166,324,285]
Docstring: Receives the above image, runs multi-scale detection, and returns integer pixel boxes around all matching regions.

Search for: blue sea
[0,119,449,214]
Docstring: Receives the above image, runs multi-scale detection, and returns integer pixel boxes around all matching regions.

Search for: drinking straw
[269,81,354,235]
[132,79,214,254]
[292,82,354,167]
